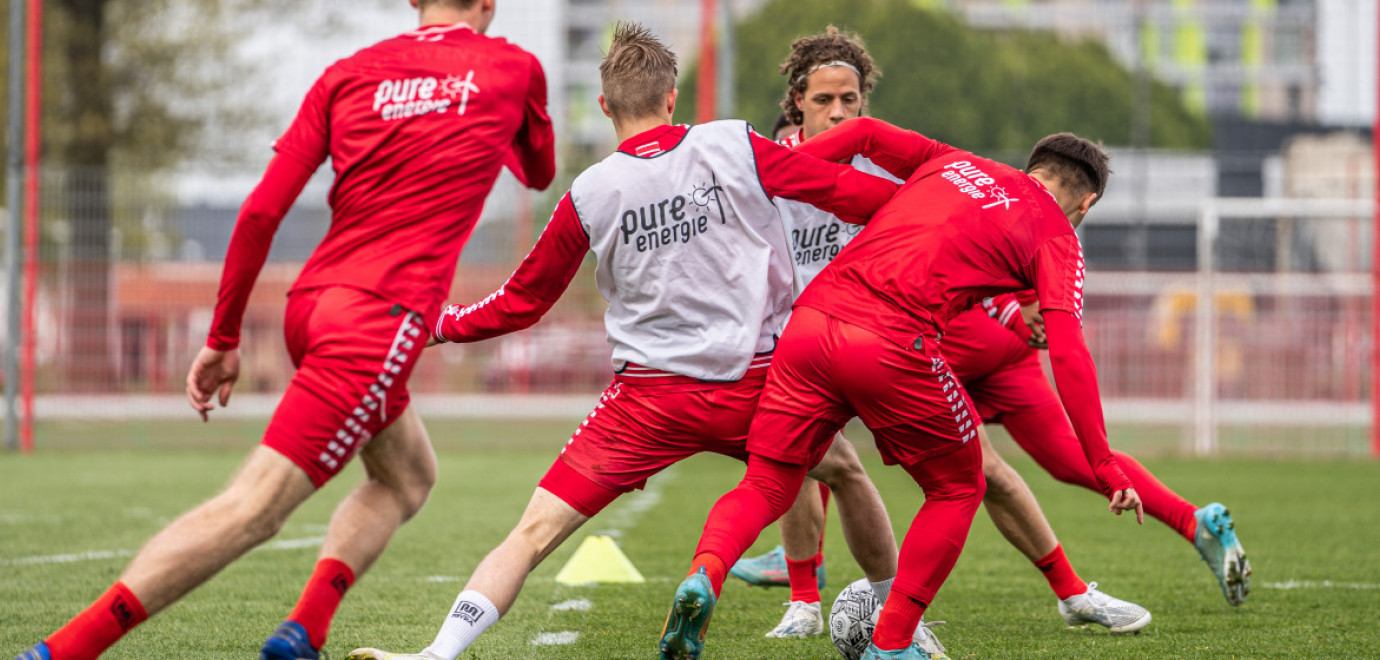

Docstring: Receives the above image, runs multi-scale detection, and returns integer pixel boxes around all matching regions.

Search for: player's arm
[504,54,556,190]
[434,193,587,343]
[204,154,316,351]
[981,293,1028,339]
[192,79,329,420]
[206,78,331,352]
[749,130,898,222]
[1032,236,1142,522]
[794,117,958,181]
[982,290,1045,347]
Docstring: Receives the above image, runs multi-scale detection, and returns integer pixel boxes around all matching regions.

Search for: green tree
[1,0,273,388]
[676,0,1209,155]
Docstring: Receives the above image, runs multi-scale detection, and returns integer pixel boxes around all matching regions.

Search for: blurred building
[939,0,1368,125]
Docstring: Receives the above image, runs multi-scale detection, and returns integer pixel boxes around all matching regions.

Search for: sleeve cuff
[206,337,239,351]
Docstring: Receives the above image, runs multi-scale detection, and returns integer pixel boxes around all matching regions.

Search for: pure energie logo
[372,71,480,121]
[618,174,727,253]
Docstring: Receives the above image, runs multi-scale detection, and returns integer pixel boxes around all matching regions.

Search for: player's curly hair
[416,0,480,9]
[600,22,678,120]
[778,26,879,126]
[1025,133,1112,207]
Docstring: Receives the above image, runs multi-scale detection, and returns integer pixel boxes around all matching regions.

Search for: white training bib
[777,155,902,295]
[570,120,793,381]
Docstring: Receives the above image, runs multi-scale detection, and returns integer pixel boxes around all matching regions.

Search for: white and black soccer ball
[829,577,880,660]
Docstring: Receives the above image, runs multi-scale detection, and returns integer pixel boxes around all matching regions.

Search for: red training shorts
[539,359,770,517]
[941,307,1053,423]
[263,286,427,487]
[748,306,979,467]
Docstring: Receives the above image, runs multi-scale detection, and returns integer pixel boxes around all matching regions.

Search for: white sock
[423,589,501,660]
[870,578,894,604]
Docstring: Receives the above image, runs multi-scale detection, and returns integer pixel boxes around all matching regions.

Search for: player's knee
[394,473,435,521]
[811,438,867,490]
[980,461,1021,501]
[743,458,806,518]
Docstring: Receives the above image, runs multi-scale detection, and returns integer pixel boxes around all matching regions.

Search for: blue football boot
[1194,503,1252,606]
[260,621,321,660]
[659,568,716,660]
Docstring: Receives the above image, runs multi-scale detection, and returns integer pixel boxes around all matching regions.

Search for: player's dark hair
[600,22,678,121]
[1025,133,1111,207]
[779,26,879,126]
[770,111,796,139]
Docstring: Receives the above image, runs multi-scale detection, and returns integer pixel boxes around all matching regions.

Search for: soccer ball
[828,578,880,660]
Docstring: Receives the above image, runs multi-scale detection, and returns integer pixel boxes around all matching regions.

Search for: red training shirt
[207,22,555,350]
[796,117,1129,496]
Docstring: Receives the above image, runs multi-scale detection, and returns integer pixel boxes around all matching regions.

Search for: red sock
[287,558,355,649]
[689,552,728,597]
[873,590,927,650]
[787,556,821,603]
[45,581,148,660]
[1034,545,1086,601]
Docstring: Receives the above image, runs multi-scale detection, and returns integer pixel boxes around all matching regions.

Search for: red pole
[696,0,717,124]
[20,0,41,453]
[1373,7,1379,459]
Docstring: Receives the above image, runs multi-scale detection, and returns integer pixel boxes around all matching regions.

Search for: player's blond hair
[600,22,678,120]
[1025,133,1112,207]
[779,26,879,126]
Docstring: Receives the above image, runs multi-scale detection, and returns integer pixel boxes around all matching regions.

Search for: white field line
[550,599,592,612]
[530,632,580,646]
[1260,580,1380,590]
[0,536,324,567]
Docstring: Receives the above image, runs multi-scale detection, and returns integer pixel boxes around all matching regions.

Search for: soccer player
[736,25,1247,640]
[11,2,555,660]
[658,119,1146,660]
[344,22,900,660]
[738,27,1145,641]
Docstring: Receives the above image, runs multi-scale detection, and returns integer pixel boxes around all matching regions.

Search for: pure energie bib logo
[618,174,727,253]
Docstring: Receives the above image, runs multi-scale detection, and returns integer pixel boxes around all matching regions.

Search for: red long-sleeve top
[795,117,1129,495]
[207,22,555,350]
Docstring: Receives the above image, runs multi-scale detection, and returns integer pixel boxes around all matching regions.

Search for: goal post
[1192,198,1373,456]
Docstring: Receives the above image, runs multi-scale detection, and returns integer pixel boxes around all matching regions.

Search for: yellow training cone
[554,535,645,585]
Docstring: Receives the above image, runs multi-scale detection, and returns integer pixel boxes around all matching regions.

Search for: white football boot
[1057,582,1152,634]
[765,600,825,638]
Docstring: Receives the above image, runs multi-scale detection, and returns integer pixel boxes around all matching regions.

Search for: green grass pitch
[2,418,1378,659]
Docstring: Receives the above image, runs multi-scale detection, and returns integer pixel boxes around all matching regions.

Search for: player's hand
[1108,487,1144,524]
[186,346,241,422]
[1021,303,1047,349]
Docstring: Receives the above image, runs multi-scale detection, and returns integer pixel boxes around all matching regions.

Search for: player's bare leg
[977,428,1057,562]
[123,446,316,614]
[457,487,589,615]
[349,487,590,660]
[260,404,438,660]
[319,404,437,575]
[781,476,825,566]
[978,427,1150,633]
[809,434,896,582]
